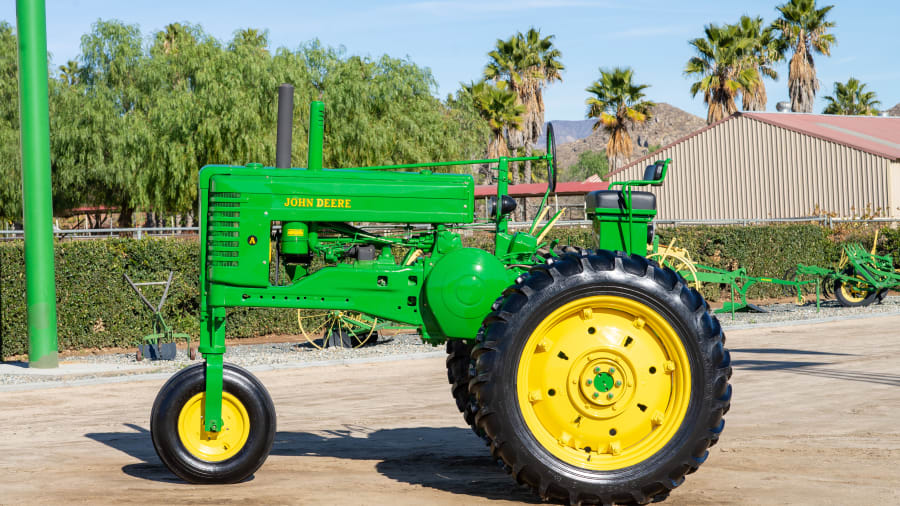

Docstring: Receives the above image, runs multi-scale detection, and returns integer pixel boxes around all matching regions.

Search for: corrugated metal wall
[608,116,895,219]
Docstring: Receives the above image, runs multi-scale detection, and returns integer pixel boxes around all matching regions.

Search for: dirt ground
[1,315,899,505]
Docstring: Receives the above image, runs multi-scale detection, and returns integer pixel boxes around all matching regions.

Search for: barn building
[606,113,900,220]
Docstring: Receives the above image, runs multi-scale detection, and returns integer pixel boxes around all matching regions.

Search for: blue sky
[2,0,898,120]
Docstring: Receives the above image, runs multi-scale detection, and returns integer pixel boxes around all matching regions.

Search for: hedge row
[0,238,299,359]
[2,224,898,358]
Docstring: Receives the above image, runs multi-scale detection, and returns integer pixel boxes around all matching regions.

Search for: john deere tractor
[149,85,731,505]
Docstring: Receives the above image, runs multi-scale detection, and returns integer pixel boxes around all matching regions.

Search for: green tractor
[150,85,731,504]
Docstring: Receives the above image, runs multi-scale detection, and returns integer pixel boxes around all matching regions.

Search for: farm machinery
[652,234,897,316]
[149,84,731,505]
[650,239,822,317]
[788,232,899,307]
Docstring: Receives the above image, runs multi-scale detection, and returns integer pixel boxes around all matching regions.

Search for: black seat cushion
[586,190,656,212]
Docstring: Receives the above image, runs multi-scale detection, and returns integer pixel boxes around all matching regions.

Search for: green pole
[16,0,58,368]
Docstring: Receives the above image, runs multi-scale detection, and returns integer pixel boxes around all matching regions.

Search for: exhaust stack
[276,83,294,168]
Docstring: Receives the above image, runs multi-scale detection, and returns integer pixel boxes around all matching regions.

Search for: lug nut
[607,393,614,400]
[586,379,592,386]
[592,392,599,399]
[594,367,600,374]
[608,367,616,374]
[615,380,622,387]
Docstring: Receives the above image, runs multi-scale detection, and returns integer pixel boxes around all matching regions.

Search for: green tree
[143,23,222,222]
[585,67,654,172]
[685,23,758,124]
[736,15,784,111]
[1,19,492,226]
[484,28,563,184]
[823,78,880,115]
[567,149,609,182]
[0,21,21,222]
[56,19,150,227]
[774,0,836,113]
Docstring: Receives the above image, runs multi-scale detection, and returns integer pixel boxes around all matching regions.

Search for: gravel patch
[0,333,439,387]
[3,296,899,388]
[715,295,900,327]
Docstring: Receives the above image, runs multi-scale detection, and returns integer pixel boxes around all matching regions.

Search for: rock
[553,103,705,171]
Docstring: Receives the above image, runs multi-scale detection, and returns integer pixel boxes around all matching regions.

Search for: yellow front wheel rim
[516,295,691,470]
[178,392,251,462]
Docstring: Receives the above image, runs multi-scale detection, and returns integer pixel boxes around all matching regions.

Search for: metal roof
[608,112,900,179]
[474,181,608,198]
[742,112,900,160]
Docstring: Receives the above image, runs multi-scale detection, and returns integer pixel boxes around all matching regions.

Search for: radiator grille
[207,192,243,268]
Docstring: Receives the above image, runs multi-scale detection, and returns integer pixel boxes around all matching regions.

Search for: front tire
[150,362,276,483]
[470,250,731,504]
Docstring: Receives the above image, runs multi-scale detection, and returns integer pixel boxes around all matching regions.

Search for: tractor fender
[422,248,514,340]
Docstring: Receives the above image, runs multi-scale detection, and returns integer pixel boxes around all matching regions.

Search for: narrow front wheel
[150,362,276,483]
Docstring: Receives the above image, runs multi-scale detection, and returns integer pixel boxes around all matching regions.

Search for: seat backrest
[643,161,664,186]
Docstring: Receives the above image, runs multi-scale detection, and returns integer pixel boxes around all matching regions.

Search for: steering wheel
[546,122,557,192]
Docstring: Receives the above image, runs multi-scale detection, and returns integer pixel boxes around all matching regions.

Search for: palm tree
[161,23,185,55]
[823,78,880,115]
[735,15,784,111]
[774,0,836,113]
[58,60,80,86]
[465,81,525,182]
[685,23,758,124]
[484,28,563,184]
[467,81,525,159]
[585,67,655,172]
[232,28,268,51]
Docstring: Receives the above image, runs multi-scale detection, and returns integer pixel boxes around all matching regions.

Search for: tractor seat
[586,190,657,212]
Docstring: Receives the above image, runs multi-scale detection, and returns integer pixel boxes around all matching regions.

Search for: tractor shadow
[84,423,197,484]
[729,347,849,371]
[270,426,540,503]
[730,348,900,387]
[85,423,539,502]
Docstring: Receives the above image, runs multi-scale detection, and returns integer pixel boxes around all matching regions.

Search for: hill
[549,103,705,173]
[888,103,900,116]
[535,119,595,146]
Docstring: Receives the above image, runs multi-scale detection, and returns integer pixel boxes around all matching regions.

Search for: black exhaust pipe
[276,83,294,168]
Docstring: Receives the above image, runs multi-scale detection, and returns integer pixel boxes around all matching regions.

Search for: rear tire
[150,362,276,483]
[446,339,488,442]
[470,250,731,504]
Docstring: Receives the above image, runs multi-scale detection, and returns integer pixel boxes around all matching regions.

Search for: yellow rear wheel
[516,296,691,470]
[469,250,732,504]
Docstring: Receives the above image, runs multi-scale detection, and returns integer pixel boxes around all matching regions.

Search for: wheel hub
[570,351,634,415]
